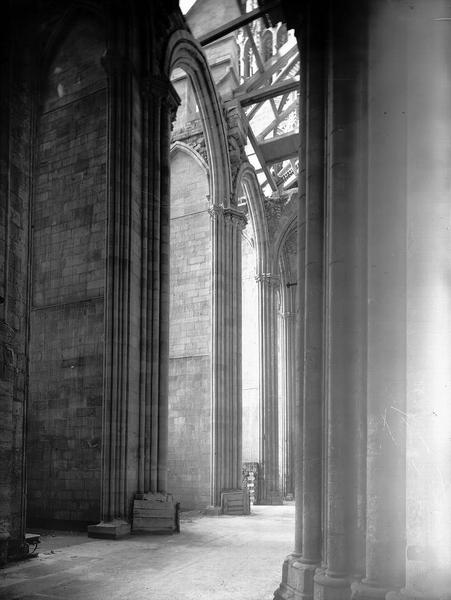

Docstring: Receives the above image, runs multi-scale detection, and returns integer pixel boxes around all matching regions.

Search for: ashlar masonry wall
[27,20,106,527]
[168,146,212,510]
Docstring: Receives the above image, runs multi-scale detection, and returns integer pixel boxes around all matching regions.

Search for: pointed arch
[170,140,210,177]
[234,162,270,274]
[276,218,297,311]
[38,3,106,79]
[163,30,232,207]
[273,193,298,274]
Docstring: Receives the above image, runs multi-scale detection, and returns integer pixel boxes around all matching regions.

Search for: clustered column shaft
[210,205,246,507]
[99,51,134,525]
[92,52,180,536]
[138,75,180,497]
[281,288,296,499]
[256,273,281,504]
[277,2,451,600]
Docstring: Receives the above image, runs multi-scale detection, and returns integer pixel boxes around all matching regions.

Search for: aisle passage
[0,505,294,600]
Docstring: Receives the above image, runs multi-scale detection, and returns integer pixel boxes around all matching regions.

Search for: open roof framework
[198,0,300,197]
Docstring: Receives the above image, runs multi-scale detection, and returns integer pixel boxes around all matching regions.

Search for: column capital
[208,204,247,230]
[141,75,181,110]
[224,207,247,230]
[255,273,281,288]
[208,203,223,222]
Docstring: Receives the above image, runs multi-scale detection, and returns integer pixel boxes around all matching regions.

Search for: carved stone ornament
[255,273,280,288]
[0,320,15,381]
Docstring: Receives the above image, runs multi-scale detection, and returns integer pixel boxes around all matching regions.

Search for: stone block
[221,489,250,515]
[87,520,131,539]
[132,493,179,534]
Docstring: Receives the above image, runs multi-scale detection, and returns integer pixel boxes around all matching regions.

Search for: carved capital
[208,204,247,230]
[255,273,281,288]
[141,75,180,124]
[208,204,224,222]
[224,207,247,230]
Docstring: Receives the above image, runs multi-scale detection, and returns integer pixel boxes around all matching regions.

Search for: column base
[132,492,179,534]
[314,569,352,600]
[221,489,250,515]
[351,581,391,600]
[274,554,319,600]
[88,520,131,539]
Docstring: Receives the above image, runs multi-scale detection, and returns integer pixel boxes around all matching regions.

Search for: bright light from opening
[179,0,196,14]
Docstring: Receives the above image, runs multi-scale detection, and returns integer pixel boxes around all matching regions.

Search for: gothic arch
[170,140,209,177]
[276,219,297,312]
[163,30,232,208]
[38,3,106,79]
[234,162,270,275]
[272,192,298,275]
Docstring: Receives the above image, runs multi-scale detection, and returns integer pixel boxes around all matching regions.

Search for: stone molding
[224,207,247,230]
[208,204,247,230]
[141,75,181,126]
[255,273,280,288]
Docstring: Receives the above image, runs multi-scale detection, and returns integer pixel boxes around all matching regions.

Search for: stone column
[281,286,296,499]
[256,273,282,505]
[395,2,451,598]
[275,1,326,597]
[210,204,248,510]
[137,75,180,498]
[87,50,135,539]
[129,74,181,535]
[352,1,408,596]
[314,2,368,599]
[87,55,180,537]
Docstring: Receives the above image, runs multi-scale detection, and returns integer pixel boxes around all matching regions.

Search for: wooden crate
[132,493,179,533]
[221,489,250,515]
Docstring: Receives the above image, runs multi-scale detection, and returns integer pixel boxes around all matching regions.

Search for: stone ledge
[87,520,131,539]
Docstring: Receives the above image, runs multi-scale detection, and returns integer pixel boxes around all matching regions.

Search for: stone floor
[0,504,294,600]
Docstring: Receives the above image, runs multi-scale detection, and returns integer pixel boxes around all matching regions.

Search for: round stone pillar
[275,2,326,596]
[398,2,451,598]
[314,2,368,599]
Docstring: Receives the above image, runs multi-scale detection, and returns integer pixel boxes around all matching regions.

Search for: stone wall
[168,146,212,510]
[27,19,106,527]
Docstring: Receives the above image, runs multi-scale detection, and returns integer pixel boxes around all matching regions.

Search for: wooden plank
[238,79,299,107]
[198,1,281,46]
[247,128,277,191]
[259,132,299,163]
[234,42,298,95]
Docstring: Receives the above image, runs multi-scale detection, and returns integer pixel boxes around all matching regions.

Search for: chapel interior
[0,0,450,599]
